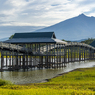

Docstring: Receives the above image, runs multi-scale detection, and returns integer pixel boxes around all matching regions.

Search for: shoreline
[19,67,93,86]
[40,68,84,83]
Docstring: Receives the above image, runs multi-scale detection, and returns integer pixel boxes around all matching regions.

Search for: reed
[1,67,95,94]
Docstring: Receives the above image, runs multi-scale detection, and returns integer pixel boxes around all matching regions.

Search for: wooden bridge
[0,41,95,71]
[0,42,33,54]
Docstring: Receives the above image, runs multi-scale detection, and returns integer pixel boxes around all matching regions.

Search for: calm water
[0,60,95,84]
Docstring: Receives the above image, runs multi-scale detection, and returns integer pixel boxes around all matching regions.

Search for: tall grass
[1,67,95,94]
[0,79,13,86]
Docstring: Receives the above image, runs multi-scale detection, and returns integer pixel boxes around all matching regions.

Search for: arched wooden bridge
[0,41,95,71]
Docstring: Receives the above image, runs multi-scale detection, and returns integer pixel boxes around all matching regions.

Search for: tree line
[62,38,95,45]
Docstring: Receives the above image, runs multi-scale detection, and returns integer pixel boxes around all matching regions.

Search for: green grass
[0,79,13,86]
[1,67,95,94]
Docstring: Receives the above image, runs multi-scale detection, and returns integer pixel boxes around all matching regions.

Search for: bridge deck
[0,42,33,54]
[0,42,95,71]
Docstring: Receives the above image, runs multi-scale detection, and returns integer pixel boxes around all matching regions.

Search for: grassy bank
[1,67,95,94]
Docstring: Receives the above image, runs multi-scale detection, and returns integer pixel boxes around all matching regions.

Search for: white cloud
[0,0,95,26]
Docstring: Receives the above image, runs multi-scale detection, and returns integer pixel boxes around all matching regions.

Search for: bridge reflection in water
[0,42,95,71]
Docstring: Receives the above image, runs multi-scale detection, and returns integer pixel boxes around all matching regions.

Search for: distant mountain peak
[35,13,95,40]
[78,13,87,17]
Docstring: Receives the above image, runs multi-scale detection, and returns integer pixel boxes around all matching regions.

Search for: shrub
[0,79,13,86]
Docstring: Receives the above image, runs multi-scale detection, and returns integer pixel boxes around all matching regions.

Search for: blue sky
[0,0,95,27]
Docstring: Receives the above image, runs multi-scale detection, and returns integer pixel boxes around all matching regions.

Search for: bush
[0,79,13,86]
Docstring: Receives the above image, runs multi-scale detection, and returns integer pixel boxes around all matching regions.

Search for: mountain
[0,26,45,39]
[35,14,95,40]
[72,39,87,42]
[0,37,9,41]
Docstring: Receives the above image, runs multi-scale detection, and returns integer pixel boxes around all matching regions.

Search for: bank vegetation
[0,67,95,94]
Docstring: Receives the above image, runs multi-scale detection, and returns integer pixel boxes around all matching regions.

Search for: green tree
[9,34,14,39]
[81,38,95,45]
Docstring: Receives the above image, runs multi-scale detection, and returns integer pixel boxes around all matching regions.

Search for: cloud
[0,0,95,26]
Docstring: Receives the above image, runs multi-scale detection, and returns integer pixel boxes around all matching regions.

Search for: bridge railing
[33,44,66,55]
[1,42,95,56]
[0,42,32,53]
[67,42,95,50]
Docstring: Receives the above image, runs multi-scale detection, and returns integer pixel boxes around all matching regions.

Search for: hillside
[35,14,95,40]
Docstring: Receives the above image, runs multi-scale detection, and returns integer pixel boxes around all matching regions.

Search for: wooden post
[30,56,33,68]
[1,50,4,71]
[93,50,94,60]
[85,48,86,60]
[16,52,18,66]
[57,44,58,68]
[45,56,47,68]
[62,44,63,67]
[39,56,43,68]
[6,51,8,67]
[84,47,85,61]
[52,56,53,68]
[68,47,69,63]
[16,45,19,67]
[65,47,67,63]
[46,44,48,68]
[77,47,78,61]
[59,44,61,67]
[26,54,28,70]
[22,54,25,69]
[89,49,91,60]
[82,47,84,61]
[19,55,21,67]
[12,51,14,68]
[47,56,48,68]
[79,47,81,61]
[73,47,75,62]
[54,44,55,68]
[64,45,66,67]
[49,56,51,68]
[94,50,95,59]
[71,47,73,62]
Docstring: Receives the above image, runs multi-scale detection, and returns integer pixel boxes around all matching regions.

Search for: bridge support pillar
[64,46,66,67]
[93,50,94,59]
[0,50,4,72]
[26,55,28,70]
[9,51,11,67]
[6,51,8,67]
[45,56,48,68]
[79,47,81,61]
[82,47,83,61]
[71,47,73,62]
[89,49,91,60]
[77,47,78,61]
[59,56,61,68]
[73,47,75,62]
[84,47,85,61]
[22,55,25,69]
[39,56,43,68]
[19,55,21,68]
[68,47,69,63]
[29,56,32,68]
[85,48,87,60]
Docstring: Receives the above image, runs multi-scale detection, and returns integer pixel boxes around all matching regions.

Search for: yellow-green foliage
[1,67,95,95]
[0,79,13,86]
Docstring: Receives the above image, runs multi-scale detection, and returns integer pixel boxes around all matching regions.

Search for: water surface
[0,60,95,84]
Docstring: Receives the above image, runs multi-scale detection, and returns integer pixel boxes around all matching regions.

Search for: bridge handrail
[0,42,32,53]
[67,42,95,50]
[1,42,95,56]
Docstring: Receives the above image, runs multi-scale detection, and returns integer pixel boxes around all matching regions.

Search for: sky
[0,0,95,27]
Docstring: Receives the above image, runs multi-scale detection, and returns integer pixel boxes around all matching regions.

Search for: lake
[0,60,95,84]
